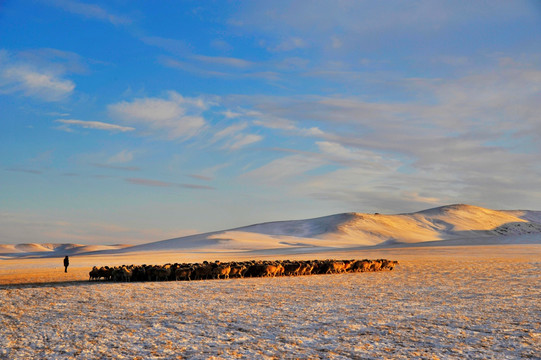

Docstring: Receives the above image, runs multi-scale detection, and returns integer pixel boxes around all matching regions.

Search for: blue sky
[1,0,540,244]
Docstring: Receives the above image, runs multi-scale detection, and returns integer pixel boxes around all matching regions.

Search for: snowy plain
[2,204,541,359]
[1,245,540,359]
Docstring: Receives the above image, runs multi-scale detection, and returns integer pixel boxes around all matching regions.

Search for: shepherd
[64,256,69,273]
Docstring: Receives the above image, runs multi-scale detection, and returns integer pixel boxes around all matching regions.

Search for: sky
[1,0,540,245]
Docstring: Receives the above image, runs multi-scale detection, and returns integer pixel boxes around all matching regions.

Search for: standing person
[64,256,69,273]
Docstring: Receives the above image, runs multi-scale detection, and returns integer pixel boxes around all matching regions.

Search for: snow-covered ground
[1,246,540,359]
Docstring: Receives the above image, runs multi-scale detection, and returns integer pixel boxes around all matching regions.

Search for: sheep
[283,262,302,276]
[229,265,247,278]
[243,262,264,278]
[381,259,399,270]
[192,264,213,280]
[262,263,284,277]
[370,260,382,272]
[90,257,398,283]
[175,267,192,281]
[212,265,231,280]
[97,266,112,281]
[350,260,372,272]
[120,266,132,282]
[156,265,172,281]
[131,265,147,282]
[89,266,99,281]
[299,262,314,276]
[326,261,346,274]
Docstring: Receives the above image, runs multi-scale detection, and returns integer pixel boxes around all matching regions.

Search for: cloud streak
[0,65,74,101]
[210,122,263,150]
[0,48,90,101]
[230,57,541,211]
[5,168,43,175]
[55,119,135,132]
[90,163,140,171]
[47,0,132,25]
[126,178,214,190]
[109,91,207,140]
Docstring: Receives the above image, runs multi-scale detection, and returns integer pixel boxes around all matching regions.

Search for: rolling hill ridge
[2,204,541,258]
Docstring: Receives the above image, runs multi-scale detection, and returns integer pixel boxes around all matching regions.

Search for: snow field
[1,255,540,359]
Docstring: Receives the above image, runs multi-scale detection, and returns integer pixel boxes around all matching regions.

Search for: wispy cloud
[186,174,213,181]
[5,167,43,175]
[90,163,139,171]
[242,154,326,184]
[225,133,263,150]
[160,56,280,81]
[126,177,214,190]
[143,35,254,69]
[267,37,307,52]
[230,1,536,55]
[55,119,135,132]
[47,0,132,25]
[0,48,90,101]
[180,183,215,190]
[193,55,254,68]
[140,36,191,55]
[212,123,248,141]
[107,150,134,164]
[125,178,173,187]
[402,192,441,205]
[1,65,75,101]
[209,122,263,150]
[228,56,541,211]
[159,57,230,78]
[147,34,284,82]
[108,91,207,140]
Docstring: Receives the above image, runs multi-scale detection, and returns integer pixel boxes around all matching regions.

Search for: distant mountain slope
[3,204,541,258]
[125,204,541,252]
[0,243,131,258]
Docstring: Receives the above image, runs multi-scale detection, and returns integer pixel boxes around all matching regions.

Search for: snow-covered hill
[0,243,131,258]
[124,204,541,253]
[2,204,541,258]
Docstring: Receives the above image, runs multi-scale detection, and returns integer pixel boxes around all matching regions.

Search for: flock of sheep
[89,258,399,282]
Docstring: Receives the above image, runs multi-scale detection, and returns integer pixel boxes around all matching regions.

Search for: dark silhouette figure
[64,256,69,273]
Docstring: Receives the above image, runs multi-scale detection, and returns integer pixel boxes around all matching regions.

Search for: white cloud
[193,55,253,68]
[213,123,248,141]
[226,133,263,150]
[0,48,89,101]
[126,177,214,190]
[402,191,441,205]
[315,141,395,170]
[48,0,132,25]
[269,37,307,52]
[248,110,325,138]
[108,91,207,140]
[243,154,326,184]
[330,36,343,49]
[160,57,230,78]
[222,110,243,119]
[107,150,134,164]
[141,36,191,54]
[55,119,135,132]
[144,36,254,69]
[1,65,74,101]
[230,1,535,53]
[211,39,233,52]
[210,122,263,150]
[223,56,541,212]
